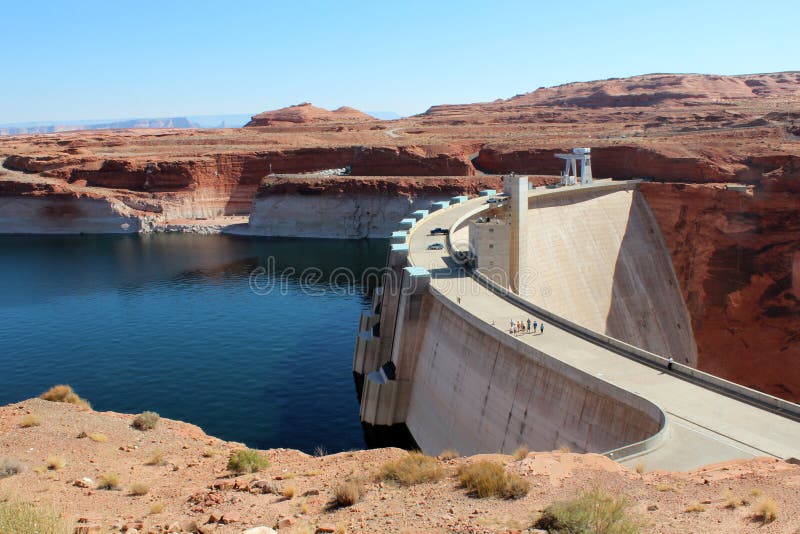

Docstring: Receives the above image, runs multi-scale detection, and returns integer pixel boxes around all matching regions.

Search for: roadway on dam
[406,180,800,471]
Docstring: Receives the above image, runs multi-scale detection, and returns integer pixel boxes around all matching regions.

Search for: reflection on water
[0,234,388,453]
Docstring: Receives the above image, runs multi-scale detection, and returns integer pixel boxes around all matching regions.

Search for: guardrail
[442,191,800,422]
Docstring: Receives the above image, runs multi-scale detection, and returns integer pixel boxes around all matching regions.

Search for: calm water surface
[0,234,387,453]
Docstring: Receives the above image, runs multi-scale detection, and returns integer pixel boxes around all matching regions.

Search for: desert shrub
[438,449,460,461]
[634,462,645,474]
[314,445,328,457]
[556,444,571,453]
[685,503,705,513]
[97,473,120,490]
[20,414,41,428]
[457,461,530,499]
[513,445,529,461]
[87,433,108,443]
[282,485,296,499]
[227,448,270,474]
[39,385,91,409]
[132,411,159,431]
[723,490,744,509]
[0,458,26,478]
[146,449,166,466]
[331,479,362,508]
[753,497,778,524]
[535,489,639,534]
[0,498,71,534]
[378,452,443,486]
[150,502,164,515]
[46,456,66,471]
[129,483,149,496]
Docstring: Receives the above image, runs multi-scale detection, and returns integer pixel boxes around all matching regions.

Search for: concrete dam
[352,178,800,471]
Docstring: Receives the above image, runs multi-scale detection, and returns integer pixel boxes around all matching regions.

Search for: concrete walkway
[406,182,800,471]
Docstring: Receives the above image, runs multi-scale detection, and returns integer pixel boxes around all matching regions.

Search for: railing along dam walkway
[403,180,799,471]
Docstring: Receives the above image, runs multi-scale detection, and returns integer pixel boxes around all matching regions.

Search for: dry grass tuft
[227,448,270,474]
[438,449,460,461]
[282,485,296,500]
[45,456,66,471]
[132,411,159,431]
[655,484,678,492]
[535,489,640,533]
[149,502,165,515]
[146,450,166,466]
[749,488,764,497]
[556,444,571,453]
[752,497,778,524]
[331,479,363,508]
[202,448,223,458]
[457,461,530,499]
[97,473,120,490]
[512,445,529,461]
[20,414,41,428]
[685,503,706,513]
[313,445,328,457]
[87,433,108,443]
[634,461,645,474]
[0,498,71,534]
[377,452,443,486]
[723,490,744,509]
[39,385,91,409]
[129,483,149,496]
[334,525,347,534]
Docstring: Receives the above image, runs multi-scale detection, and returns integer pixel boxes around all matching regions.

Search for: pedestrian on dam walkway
[527,318,531,332]
[534,320,538,332]
[540,323,544,334]
[668,357,674,371]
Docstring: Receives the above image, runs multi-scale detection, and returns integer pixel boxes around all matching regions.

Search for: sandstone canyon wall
[639,182,799,402]
[248,176,503,238]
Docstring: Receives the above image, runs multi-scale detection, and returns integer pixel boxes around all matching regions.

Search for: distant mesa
[0,117,199,136]
[244,102,375,127]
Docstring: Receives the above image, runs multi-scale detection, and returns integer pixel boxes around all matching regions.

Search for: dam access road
[396,179,799,472]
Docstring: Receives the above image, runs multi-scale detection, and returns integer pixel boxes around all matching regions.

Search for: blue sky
[0,0,796,123]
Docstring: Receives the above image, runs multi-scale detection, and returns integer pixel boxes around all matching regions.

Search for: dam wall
[520,186,698,365]
[401,292,664,456]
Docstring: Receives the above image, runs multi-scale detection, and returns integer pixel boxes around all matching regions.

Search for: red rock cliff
[640,182,800,402]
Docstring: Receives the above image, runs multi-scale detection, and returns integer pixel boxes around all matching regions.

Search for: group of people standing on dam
[509,318,544,336]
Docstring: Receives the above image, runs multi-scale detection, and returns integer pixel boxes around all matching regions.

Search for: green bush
[535,489,640,533]
[457,461,530,499]
[132,411,160,431]
[227,449,270,474]
[378,452,443,486]
[0,458,26,478]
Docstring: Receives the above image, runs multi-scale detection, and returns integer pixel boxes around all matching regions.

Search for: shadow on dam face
[521,186,697,365]
[606,190,698,365]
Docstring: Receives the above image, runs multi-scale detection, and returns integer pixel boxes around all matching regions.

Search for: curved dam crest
[353,179,800,471]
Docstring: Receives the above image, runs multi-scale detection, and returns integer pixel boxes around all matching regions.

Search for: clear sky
[1,0,796,123]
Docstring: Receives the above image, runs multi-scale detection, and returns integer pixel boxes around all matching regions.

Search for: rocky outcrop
[248,175,503,238]
[245,103,375,127]
[640,182,800,402]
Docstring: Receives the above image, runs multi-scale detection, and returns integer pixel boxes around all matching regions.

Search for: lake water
[0,234,388,453]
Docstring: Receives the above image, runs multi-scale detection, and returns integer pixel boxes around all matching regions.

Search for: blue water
[0,234,387,453]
